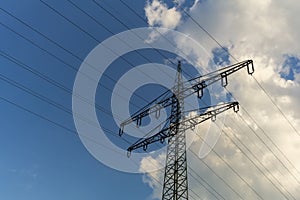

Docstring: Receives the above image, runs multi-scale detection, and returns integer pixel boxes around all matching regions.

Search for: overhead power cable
[226,88,300,183]
[0,50,225,199]
[193,127,264,200]
[2,1,298,198]
[182,6,300,138]
[1,10,236,198]
[215,121,296,200]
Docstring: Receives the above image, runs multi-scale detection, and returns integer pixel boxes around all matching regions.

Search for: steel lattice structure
[119,60,254,200]
[162,61,188,199]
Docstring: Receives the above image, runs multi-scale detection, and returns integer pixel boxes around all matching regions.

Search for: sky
[1,0,300,200]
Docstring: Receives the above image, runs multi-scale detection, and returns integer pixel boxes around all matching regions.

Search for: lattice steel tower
[162,61,188,199]
[119,60,254,200]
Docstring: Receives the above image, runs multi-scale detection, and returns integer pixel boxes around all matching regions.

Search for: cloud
[142,0,300,199]
[139,153,165,199]
[144,0,182,43]
[145,0,182,29]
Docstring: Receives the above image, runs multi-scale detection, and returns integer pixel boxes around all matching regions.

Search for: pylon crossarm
[119,60,253,136]
[183,102,239,130]
[188,59,254,85]
[126,102,239,155]
[186,60,254,98]
[119,92,174,136]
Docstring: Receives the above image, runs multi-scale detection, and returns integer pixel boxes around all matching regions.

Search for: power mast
[119,60,254,200]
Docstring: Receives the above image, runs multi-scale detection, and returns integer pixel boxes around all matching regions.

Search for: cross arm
[187,60,254,98]
[127,102,239,156]
[119,60,253,136]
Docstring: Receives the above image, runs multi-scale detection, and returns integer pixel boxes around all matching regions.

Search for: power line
[0,50,143,131]
[187,81,299,198]
[226,88,300,183]
[0,95,124,156]
[3,1,298,198]
[197,86,300,197]
[188,149,245,200]
[0,21,140,112]
[227,114,299,183]
[0,50,169,146]
[0,72,134,146]
[188,99,296,199]
[0,93,176,195]
[188,166,226,200]
[1,3,217,200]
[1,6,150,106]
[66,0,186,83]
[116,0,201,79]
[1,6,201,150]
[0,8,151,110]
[94,3,290,196]
[183,7,300,193]
[182,7,300,139]
[189,172,221,200]
[253,76,300,137]
[0,90,202,200]
[1,11,232,198]
[192,124,265,199]
[39,0,181,102]
[91,0,194,80]
[215,120,296,200]
[0,49,231,199]
[2,47,290,198]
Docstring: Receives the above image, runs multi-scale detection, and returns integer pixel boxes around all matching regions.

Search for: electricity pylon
[119,60,254,200]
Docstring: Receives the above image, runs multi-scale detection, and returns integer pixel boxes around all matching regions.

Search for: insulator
[127,150,131,158]
[160,137,165,144]
[136,117,141,128]
[197,81,206,98]
[169,123,175,129]
[234,104,240,113]
[247,61,254,75]
[221,74,228,87]
[191,125,195,130]
[143,144,148,151]
[211,112,216,122]
[118,126,124,136]
[197,88,203,98]
[155,108,160,119]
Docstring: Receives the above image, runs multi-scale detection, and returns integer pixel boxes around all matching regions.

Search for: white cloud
[142,0,300,199]
[144,0,182,43]
[145,0,182,29]
[139,153,165,199]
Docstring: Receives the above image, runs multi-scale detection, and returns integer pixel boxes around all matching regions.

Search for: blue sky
[280,55,300,81]
[0,0,207,199]
[0,0,158,199]
[2,0,300,200]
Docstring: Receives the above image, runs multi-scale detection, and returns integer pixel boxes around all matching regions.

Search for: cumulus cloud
[145,0,182,29]
[141,0,300,199]
[139,153,165,199]
[144,0,182,43]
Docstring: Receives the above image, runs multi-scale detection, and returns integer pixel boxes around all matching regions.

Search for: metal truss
[119,60,254,200]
